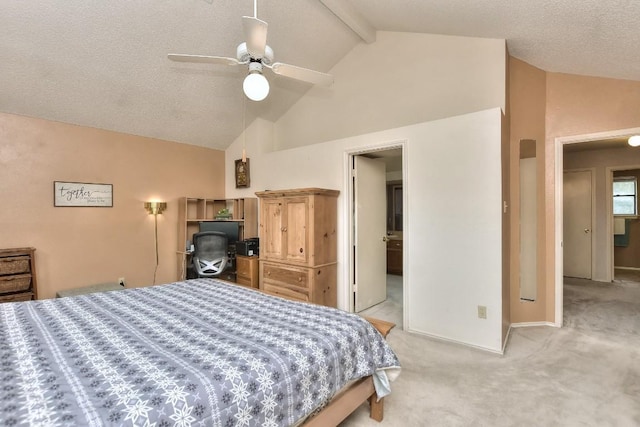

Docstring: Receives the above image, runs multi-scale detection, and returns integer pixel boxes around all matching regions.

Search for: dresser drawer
[262,282,310,302]
[236,269,251,280]
[387,239,403,249]
[0,292,33,303]
[0,256,31,276]
[235,255,259,288]
[236,276,253,287]
[262,263,309,289]
[0,274,32,294]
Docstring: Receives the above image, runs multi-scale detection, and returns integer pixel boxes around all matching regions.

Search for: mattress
[0,278,400,426]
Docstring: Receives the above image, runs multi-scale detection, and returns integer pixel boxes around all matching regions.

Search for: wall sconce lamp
[144,201,167,215]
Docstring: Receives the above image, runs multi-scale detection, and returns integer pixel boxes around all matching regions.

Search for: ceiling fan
[168,0,334,101]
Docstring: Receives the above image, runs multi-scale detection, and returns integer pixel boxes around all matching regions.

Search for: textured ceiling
[1,0,639,150]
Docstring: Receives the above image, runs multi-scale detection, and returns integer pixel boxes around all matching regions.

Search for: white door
[354,156,387,312]
[563,170,592,279]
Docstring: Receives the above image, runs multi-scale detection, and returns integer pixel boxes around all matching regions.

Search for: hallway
[359,274,403,328]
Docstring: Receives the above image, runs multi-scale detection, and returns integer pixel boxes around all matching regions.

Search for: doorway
[555,127,640,326]
[610,167,640,282]
[346,144,405,329]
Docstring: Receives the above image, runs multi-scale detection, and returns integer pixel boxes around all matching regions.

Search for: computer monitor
[198,221,240,246]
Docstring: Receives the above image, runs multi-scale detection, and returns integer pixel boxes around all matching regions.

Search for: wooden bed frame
[303,317,396,426]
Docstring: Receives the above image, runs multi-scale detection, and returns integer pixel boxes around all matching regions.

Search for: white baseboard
[510,321,559,328]
[502,325,512,354]
[405,327,504,355]
[614,266,640,271]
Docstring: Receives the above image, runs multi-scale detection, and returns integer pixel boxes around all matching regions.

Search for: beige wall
[274,31,506,150]
[508,58,547,323]
[0,112,225,299]
[545,74,640,321]
[510,62,640,324]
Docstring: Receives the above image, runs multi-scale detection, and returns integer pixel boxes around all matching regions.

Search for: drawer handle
[297,277,302,282]
[281,227,287,232]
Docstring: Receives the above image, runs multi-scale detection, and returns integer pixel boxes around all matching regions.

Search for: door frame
[554,126,640,327]
[606,164,640,279]
[562,168,596,279]
[343,140,407,323]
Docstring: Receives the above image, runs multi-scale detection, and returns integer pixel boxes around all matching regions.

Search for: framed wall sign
[235,158,250,188]
[54,181,113,207]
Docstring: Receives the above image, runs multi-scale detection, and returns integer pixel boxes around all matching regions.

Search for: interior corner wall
[226,108,505,352]
[545,73,640,321]
[273,31,506,151]
[508,57,547,323]
[0,112,225,299]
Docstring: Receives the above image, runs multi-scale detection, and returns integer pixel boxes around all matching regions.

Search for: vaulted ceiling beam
[320,0,376,44]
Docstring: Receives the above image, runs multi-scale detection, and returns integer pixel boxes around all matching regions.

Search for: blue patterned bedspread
[0,279,400,426]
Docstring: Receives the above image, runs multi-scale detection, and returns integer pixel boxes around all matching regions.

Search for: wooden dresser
[0,247,38,303]
[256,188,339,307]
[386,239,403,275]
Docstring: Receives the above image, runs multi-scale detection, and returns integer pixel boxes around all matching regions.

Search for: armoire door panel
[261,200,284,260]
[285,198,309,263]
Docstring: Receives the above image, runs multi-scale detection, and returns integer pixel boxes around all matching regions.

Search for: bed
[0,278,400,426]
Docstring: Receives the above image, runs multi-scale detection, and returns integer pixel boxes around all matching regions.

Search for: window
[613,177,637,216]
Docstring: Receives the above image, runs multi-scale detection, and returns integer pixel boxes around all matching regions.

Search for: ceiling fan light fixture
[243,62,269,101]
[628,135,640,147]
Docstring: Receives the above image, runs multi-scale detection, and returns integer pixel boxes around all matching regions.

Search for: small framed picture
[235,158,250,188]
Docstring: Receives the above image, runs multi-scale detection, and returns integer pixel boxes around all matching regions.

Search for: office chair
[192,231,228,278]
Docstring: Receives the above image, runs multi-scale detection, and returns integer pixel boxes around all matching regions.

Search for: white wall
[274,31,506,150]
[225,31,508,352]
[226,108,504,352]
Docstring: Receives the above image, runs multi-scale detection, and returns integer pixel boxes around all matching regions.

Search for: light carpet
[344,277,640,426]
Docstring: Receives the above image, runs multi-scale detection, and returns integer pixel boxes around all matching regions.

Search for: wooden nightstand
[236,255,259,288]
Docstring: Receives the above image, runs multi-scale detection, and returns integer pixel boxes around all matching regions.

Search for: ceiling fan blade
[270,62,334,86]
[168,54,241,66]
[242,16,268,58]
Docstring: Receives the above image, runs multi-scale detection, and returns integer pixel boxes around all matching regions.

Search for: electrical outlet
[118,277,125,287]
[477,305,487,319]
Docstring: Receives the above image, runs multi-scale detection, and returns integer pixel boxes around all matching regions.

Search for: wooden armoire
[256,188,339,307]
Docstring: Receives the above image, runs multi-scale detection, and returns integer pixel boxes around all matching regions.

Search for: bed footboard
[303,376,382,426]
[304,316,395,425]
